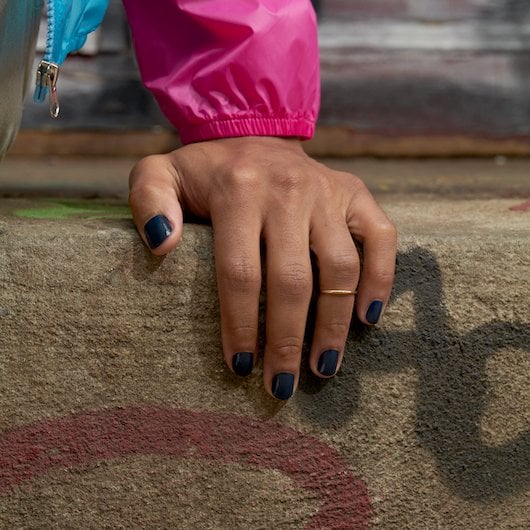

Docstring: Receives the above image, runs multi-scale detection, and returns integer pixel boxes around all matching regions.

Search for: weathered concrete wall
[0,197,528,528]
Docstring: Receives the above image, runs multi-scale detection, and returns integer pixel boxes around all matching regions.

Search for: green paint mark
[14,200,131,220]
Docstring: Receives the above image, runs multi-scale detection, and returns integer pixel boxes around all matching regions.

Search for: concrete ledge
[0,198,528,528]
[2,156,530,200]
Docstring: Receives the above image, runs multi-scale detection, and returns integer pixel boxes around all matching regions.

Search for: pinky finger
[343,178,397,325]
[355,218,397,325]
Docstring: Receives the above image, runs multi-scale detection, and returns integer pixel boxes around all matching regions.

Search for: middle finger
[263,218,313,400]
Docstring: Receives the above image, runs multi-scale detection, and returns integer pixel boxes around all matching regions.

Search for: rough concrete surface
[0,193,528,529]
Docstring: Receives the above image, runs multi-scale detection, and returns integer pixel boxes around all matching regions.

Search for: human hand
[129,137,397,399]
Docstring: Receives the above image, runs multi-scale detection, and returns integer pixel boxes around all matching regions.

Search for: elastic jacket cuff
[179,117,315,145]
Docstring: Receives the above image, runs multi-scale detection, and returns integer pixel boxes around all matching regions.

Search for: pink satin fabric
[122,0,320,144]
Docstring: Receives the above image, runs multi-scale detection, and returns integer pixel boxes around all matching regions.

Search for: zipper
[34,0,60,118]
[34,61,60,118]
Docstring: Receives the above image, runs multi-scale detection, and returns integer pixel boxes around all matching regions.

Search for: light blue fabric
[46,0,109,64]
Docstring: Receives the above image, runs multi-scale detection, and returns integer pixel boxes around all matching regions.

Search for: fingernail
[232,352,253,377]
[272,372,295,400]
[317,349,339,376]
[144,215,172,249]
[366,300,384,325]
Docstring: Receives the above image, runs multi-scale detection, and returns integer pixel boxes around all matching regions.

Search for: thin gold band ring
[320,289,356,296]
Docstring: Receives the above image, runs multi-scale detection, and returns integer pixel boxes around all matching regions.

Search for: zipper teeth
[44,0,55,62]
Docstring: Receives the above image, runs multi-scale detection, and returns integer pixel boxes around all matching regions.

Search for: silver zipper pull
[34,60,60,118]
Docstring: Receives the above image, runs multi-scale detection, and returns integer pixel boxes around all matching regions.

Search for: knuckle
[326,251,360,282]
[325,320,351,337]
[274,169,306,193]
[373,268,396,287]
[340,171,367,193]
[128,182,160,209]
[129,155,173,205]
[220,259,261,289]
[129,155,164,188]
[271,338,302,362]
[128,182,160,214]
[225,322,257,338]
[275,264,312,298]
[223,165,261,191]
[373,219,398,242]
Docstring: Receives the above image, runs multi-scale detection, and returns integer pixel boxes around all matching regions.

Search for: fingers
[344,177,397,326]
[128,143,396,401]
[309,220,360,378]
[212,205,262,378]
[263,219,313,400]
[129,155,184,256]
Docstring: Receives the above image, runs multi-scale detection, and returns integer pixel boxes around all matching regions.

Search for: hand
[129,137,397,399]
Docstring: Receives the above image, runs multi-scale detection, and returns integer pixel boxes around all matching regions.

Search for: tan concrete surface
[0,195,528,529]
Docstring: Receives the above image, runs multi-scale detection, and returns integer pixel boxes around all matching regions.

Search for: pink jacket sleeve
[121,0,320,145]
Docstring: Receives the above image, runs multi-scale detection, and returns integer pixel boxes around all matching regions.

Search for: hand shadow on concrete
[298,247,530,502]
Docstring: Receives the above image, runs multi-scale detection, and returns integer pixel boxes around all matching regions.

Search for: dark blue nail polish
[144,215,172,249]
[272,372,295,400]
[232,352,253,377]
[317,349,339,376]
[366,300,384,325]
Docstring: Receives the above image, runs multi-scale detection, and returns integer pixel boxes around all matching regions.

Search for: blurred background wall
[16,0,530,156]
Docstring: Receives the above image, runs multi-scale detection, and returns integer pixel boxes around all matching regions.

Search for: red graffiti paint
[0,406,371,529]
[509,200,530,212]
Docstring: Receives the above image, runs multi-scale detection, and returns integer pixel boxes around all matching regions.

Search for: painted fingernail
[317,349,339,376]
[272,372,295,400]
[232,352,253,377]
[144,215,172,249]
[366,300,384,324]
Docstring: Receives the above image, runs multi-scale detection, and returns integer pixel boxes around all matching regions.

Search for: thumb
[128,154,184,256]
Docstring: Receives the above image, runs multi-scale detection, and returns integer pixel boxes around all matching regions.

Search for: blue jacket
[34,0,109,115]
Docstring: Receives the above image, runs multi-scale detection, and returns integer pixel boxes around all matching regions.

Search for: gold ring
[320,289,356,296]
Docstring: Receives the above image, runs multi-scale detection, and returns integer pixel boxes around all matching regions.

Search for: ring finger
[309,219,360,377]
